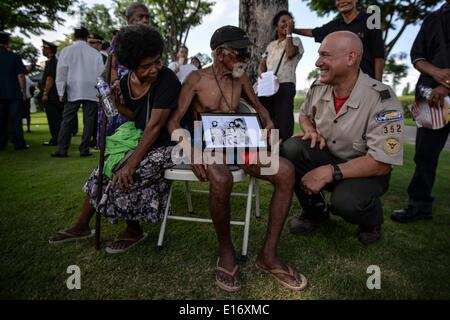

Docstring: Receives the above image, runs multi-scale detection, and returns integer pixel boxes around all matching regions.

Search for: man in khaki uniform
[281,31,404,244]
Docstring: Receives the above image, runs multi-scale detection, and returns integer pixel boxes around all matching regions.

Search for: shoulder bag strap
[274,49,286,76]
[145,90,151,126]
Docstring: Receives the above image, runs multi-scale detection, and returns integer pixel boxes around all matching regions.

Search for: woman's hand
[286,18,294,35]
[112,164,136,191]
[111,78,124,105]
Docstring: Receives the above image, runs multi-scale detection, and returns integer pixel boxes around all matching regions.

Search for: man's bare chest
[194,79,242,113]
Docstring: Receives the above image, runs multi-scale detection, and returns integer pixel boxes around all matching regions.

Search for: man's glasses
[222,47,251,62]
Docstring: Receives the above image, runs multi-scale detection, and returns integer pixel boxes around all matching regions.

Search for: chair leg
[255,178,261,219]
[241,177,254,260]
[157,184,174,250]
[184,181,194,214]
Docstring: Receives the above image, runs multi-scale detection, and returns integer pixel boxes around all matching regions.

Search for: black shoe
[51,152,68,158]
[42,141,57,146]
[80,152,93,157]
[289,200,330,235]
[391,206,432,223]
[357,225,381,245]
[289,215,329,235]
[15,144,30,150]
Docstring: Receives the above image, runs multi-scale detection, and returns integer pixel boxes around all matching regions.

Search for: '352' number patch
[383,123,402,135]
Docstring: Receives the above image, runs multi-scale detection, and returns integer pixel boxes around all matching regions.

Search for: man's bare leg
[206,165,238,277]
[243,157,305,286]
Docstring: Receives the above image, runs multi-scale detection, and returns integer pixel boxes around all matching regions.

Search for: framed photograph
[200,113,267,149]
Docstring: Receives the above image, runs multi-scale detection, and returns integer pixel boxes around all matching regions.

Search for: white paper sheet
[257,70,278,97]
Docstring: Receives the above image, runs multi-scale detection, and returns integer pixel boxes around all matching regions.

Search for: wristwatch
[332,164,343,182]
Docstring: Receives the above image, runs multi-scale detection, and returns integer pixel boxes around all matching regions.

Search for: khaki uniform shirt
[264,37,304,84]
[300,72,404,165]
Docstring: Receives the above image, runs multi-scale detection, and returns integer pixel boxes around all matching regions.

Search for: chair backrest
[238,99,257,113]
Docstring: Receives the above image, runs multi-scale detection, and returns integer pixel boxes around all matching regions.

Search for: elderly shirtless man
[168,26,307,292]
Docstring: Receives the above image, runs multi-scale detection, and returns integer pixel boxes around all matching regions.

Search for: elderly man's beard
[232,62,247,78]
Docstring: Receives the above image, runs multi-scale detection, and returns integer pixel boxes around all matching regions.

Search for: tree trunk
[239,0,288,83]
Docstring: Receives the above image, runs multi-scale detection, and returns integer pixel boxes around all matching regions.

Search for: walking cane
[95,53,114,250]
[95,109,107,250]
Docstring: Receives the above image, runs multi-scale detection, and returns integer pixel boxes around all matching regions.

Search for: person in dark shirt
[0,31,28,150]
[293,0,385,80]
[97,2,151,143]
[41,40,63,146]
[48,25,181,254]
[392,1,450,223]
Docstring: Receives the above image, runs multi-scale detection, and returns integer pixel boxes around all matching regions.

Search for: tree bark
[239,0,288,83]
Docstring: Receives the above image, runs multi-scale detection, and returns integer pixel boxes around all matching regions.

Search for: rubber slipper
[48,229,95,244]
[105,232,148,254]
[215,258,241,292]
[255,261,307,291]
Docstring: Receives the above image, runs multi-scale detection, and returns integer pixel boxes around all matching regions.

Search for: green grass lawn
[0,112,449,299]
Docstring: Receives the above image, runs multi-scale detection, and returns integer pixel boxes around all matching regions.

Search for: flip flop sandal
[48,229,95,244]
[255,261,307,291]
[105,232,148,254]
[215,258,241,292]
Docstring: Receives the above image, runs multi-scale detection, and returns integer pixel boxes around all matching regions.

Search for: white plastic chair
[156,100,261,259]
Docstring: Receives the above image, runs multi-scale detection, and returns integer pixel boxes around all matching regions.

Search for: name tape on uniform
[382,123,402,136]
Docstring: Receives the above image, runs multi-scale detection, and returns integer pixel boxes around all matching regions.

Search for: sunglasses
[222,47,251,62]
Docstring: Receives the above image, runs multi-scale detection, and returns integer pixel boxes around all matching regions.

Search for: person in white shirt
[53,27,105,157]
[22,75,34,133]
[258,10,304,142]
[168,45,197,84]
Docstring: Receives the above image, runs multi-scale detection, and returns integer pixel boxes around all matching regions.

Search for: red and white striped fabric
[409,99,449,130]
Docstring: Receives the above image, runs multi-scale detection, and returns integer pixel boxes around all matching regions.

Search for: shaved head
[315,31,364,85]
[324,31,363,59]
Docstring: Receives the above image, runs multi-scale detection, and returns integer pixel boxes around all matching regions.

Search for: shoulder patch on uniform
[380,90,391,100]
[369,81,391,93]
[384,138,401,154]
[375,109,403,123]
